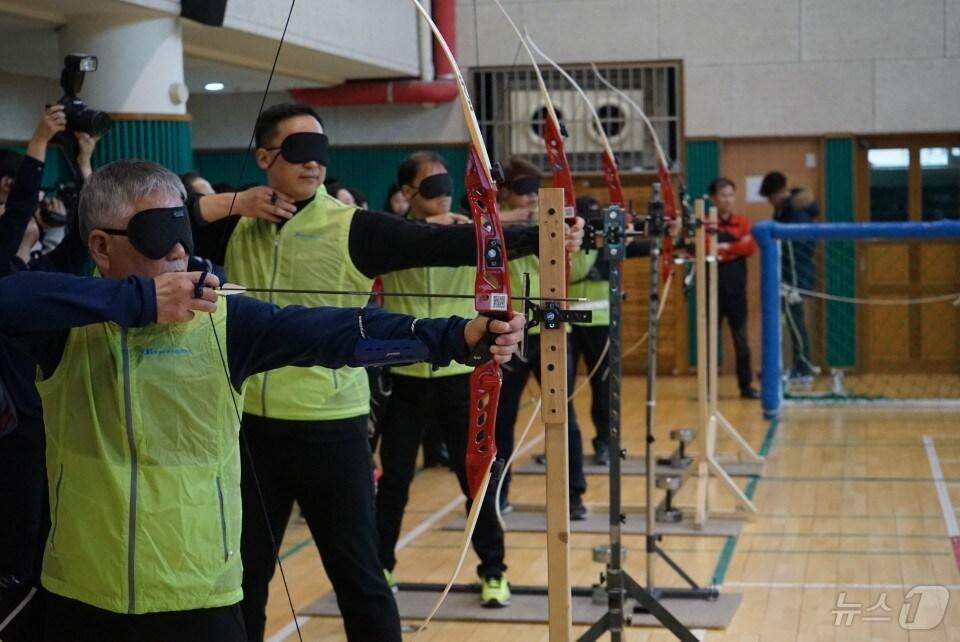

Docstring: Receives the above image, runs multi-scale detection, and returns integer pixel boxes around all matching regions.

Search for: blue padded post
[753,219,960,418]
[753,221,782,418]
[770,220,960,241]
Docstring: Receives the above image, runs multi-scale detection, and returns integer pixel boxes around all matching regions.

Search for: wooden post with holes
[694,200,758,526]
[538,188,572,641]
[694,198,711,526]
[707,205,764,466]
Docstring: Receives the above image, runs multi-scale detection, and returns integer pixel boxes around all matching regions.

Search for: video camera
[53,54,112,143]
[38,180,81,227]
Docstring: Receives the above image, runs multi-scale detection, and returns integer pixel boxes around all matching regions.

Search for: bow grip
[466,361,502,498]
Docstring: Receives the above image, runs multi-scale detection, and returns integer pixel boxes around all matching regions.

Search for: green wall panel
[823,137,856,368]
[193,151,265,189]
[192,145,469,213]
[92,119,193,175]
[686,140,720,202]
[685,139,720,367]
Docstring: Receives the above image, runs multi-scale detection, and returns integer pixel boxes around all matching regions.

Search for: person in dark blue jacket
[0,159,523,642]
[759,171,819,379]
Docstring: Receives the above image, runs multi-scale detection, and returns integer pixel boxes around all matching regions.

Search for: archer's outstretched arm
[225,296,523,391]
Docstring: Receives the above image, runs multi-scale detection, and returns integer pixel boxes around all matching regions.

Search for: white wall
[455,0,960,139]
[188,93,465,150]
[0,71,61,142]
[125,0,421,78]
[3,0,957,146]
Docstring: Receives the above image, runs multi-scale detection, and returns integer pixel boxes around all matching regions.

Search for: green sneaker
[480,575,511,608]
[384,568,398,594]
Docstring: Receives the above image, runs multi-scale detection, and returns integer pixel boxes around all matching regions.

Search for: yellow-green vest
[224,188,372,420]
[509,255,542,336]
[381,265,474,378]
[37,305,243,614]
[569,251,610,327]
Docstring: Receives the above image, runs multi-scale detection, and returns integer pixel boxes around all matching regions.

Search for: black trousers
[783,299,813,376]
[0,414,49,641]
[376,374,505,579]
[495,334,586,501]
[570,325,611,448]
[240,413,400,642]
[717,283,754,391]
[43,592,245,642]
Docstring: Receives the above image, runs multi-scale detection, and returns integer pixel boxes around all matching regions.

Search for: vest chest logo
[293,231,324,241]
[143,347,192,357]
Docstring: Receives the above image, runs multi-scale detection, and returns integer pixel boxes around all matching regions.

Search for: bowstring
[208,314,303,641]
[205,0,304,640]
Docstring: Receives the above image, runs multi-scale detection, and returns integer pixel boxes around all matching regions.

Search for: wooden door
[855,135,960,373]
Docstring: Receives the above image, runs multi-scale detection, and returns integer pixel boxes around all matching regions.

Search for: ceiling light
[204,82,225,92]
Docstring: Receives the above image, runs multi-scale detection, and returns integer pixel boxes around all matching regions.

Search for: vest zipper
[50,463,64,548]
[121,327,139,614]
[261,230,283,416]
[216,477,229,563]
[427,268,434,379]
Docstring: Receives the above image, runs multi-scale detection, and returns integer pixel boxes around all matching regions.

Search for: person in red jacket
[709,177,759,399]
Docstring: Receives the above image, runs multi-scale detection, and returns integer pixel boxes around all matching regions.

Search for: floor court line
[267,616,311,642]
[723,581,960,590]
[922,435,960,573]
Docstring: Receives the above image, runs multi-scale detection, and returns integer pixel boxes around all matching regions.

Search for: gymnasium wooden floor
[263,376,960,641]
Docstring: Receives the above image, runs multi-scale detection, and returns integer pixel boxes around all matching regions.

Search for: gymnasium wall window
[921,147,960,221]
[868,148,909,222]
[472,62,681,174]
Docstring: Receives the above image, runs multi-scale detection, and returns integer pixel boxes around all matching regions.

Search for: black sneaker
[592,438,610,466]
[499,496,514,516]
[570,499,588,521]
[739,387,760,399]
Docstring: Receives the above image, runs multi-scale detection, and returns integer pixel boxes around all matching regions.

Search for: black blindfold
[267,132,330,167]
[416,173,453,200]
[510,175,540,196]
[101,206,194,260]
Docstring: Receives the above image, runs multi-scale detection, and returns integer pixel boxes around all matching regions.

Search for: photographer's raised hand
[16,219,40,264]
[26,105,66,161]
[75,132,101,178]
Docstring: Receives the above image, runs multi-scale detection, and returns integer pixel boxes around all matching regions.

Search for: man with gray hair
[0,159,524,641]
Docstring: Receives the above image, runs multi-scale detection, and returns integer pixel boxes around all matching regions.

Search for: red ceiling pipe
[289,0,458,106]
[431,0,455,79]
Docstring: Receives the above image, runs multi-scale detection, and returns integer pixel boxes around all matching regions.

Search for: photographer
[0,106,97,277]
[34,132,98,257]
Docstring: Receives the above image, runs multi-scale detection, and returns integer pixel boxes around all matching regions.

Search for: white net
[778,236,960,403]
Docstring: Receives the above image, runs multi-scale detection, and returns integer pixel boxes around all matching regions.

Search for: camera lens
[75,109,112,136]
